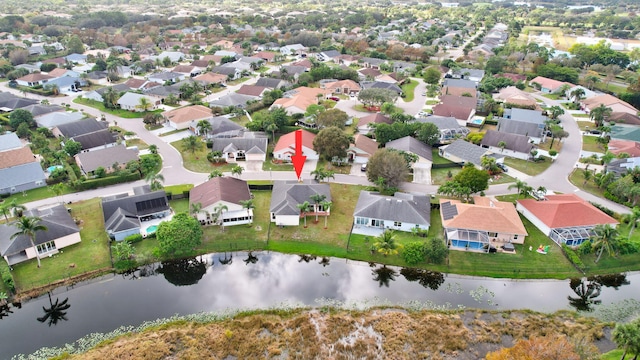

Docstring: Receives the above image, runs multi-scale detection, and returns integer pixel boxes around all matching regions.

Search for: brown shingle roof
[357,113,391,127]
[609,112,640,126]
[189,177,251,209]
[440,95,477,109]
[352,134,379,157]
[236,85,267,97]
[162,105,212,124]
[432,103,474,120]
[0,147,37,169]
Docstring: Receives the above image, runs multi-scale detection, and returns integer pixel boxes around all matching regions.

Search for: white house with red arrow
[273,129,319,163]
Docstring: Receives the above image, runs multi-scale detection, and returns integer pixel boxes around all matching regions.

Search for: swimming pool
[146,225,159,234]
[47,165,64,173]
[470,118,484,125]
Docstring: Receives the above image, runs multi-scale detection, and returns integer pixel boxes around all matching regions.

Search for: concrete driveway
[157,130,194,143]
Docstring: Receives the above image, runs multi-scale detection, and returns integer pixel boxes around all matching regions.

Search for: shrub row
[561,243,585,271]
[0,265,15,293]
[123,234,144,244]
[74,172,141,191]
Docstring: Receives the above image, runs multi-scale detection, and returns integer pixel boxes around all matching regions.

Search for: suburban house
[497,108,547,144]
[211,66,242,80]
[35,111,86,130]
[529,76,573,94]
[23,103,64,118]
[0,204,81,266]
[357,113,392,135]
[236,85,268,98]
[441,78,477,98]
[360,81,403,95]
[606,157,640,178]
[15,73,54,87]
[209,93,257,109]
[198,116,244,138]
[154,51,185,63]
[322,79,361,96]
[495,86,538,109]
[440,139,499,168]
[0,93,38,111]
[116,92,161,112]
[163,104,213,131]
[360,57,387,70]
[194,72,228,86]
[102,185,172,241]
[270,181,331,226]
[564,85,597,101]
[270,87,330,115]
[75,144,139,176]
[414,115,470,144]
[440,196,527,252]
[448,68,485,83]
[347,134,379,164]
[581,94,638,115]
[608,139,640,157]
[147,71,187,84]
[480,130,534,160]
[54,118,118,152]
[189,177,253,226]
[432,95,477,125]
[517,194,619,247]
[352,191,430,235]
[255,77,290,90]
[608,112,640,126]
[273,129,318,162]
[83,84,131,103]
[393,61,417,75]
[172,65,203,77]
[386,136,433,184]
[279,44,306,56]
[0,133,46,195]
[210,137,268,163]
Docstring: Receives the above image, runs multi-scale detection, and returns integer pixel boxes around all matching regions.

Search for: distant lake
[0,252,636,359]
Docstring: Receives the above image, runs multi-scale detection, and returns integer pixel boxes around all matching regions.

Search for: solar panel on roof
[441,201,458,220]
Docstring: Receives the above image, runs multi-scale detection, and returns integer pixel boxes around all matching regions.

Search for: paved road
[3,75,630,215]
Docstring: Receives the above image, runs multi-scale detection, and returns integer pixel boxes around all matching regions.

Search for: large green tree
[590,224,619,263]
[453,163,490,194]
[156,212,203,257]
[365,149,409,189]
[10,216,48,268]
[313,126,350,161]
[181,135,204,154]
[357,88,399,107]
[316,109,348,129]
[9,109,35,130]
[416,122,440,146]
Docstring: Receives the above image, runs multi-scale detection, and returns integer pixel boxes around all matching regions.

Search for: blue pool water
[146,225,159,234]
[470,118,484,125]
[47,165,64,173]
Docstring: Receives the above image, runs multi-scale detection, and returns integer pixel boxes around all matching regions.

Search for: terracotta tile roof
[441,86,477,98]
[440,95,477,109]
[236,85,267,97]
[0,147,37,169]
[440,197,527,235]
[274,129,316,153]
[189,177,251,209]
[255,51,276,61]
[517,194,618,229]
[162,105,212,124]
[172,65,196,73]
[272,87,329,113]
[291,59,312,69]
[324,79,361,92]
[359,68,382,77]
[530,76,574,91]
[194,72,227,84]
[583,94,637,112]
[605,139,640,157]
[124,78,147,89]
[47,68,68,77]
[200,55,223,64]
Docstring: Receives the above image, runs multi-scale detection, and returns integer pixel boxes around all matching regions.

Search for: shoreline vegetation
[4,183,640,302]
[20,306,615,360]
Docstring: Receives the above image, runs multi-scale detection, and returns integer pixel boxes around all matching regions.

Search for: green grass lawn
[426,100,439,105]
[158,129,189,137]
[490,173,516,185]
[401,79,418,102]
[568,168,605,198]
[125,138,149,150]
[170,138,235,173]
[169,198,189,214]
[73,98,163,119]
[11,198,112,292]
[432,166,462,185]
[1,184,73,206]
[542,93,561,100]
[582,135,606,153]
[572,113,590,118]
[536,138,563,152]
[316,158,351,175]
[432,148,453,165]
[577,121,594,131]
[504,156,553,176]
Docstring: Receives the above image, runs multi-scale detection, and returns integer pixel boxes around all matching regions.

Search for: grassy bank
[73,98,163,119]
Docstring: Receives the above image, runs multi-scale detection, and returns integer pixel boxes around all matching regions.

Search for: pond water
[0,251,636,359]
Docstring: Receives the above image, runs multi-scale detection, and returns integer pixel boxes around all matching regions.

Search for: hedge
[561,243,585,272]
[0,264,15,293]
[74,172,141,191]
[123,234,144,244]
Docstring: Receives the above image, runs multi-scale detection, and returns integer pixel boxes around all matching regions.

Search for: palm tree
[182,135,204,154]
[372,265,397,287]
[231,165,243,178]
[208,170,223,179]
[311,168,327,182]
[196,120,212,138]
[547,105,565,120]
[148,144,158,155]
[10,216,48,268]
[508,179,528,199]
[567,278,602,312]
[589,104,612,128]
[624,207,640,238]
[373,230,402,256]
[136,96,153,112]
[320,200,332,229]
[297,201,310,228]
[48,183,66,203]
[497,141,507,152]
[145,171,164,191]
[590,224,619,263]
[612,319,640,360]
[265,122,278,144]
[536,186,547,195]
[9,199,26,218]
[583,169,592,185]
[37,292,71,326]
[190,202,203,219]
[309,193,326,223]
[213,203,229,231]
[239,199,254,224]
[570,88,585,105]
[0,203,11,222]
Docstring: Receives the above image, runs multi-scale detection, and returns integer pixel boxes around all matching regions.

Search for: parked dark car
[497,163,508,172]
[590,129,602,135]
[328,96,340,102]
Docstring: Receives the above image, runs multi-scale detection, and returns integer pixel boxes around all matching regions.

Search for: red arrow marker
[291,129,306,180]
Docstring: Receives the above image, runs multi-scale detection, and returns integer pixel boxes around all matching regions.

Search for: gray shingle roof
[71,130,117,150]
[0,133,23,152]
[503,108,547,124]
[211,138,267,154]
[21,104,64,117]
[36,111,86,129]
[496,119,544,138]
[270,181,331,216]
[480,130,534,154]
[255,77,287,89]
[353,191,430,226]
[360,81,403,94]
[443,78,477,89]
[102,186,170,234]
[443,139,490,166]
[76,145,139,173]
[209,93,256,108]
[0,204,79,258]
[386,136,433,161]
[0,162,46,190]
[56,118,108,138]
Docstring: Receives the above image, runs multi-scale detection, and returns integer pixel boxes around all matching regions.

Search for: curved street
[3,79,630,215]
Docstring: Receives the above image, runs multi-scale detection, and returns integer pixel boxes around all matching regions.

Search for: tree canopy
[156,213,203,257]
[316,109,348,129]
[358,88,399,107]
[313,126,351,161]
[366,149,408,189]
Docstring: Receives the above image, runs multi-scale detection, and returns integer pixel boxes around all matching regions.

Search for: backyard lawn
[10,198,112,292]
[73,98,163,119]
[316,158,351,175]
[125,138,149,150]
[431,166,462,185]
[401,79,418,102]
[504,156,553,176]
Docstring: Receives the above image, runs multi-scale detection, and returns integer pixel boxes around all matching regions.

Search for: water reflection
[400,268,445,291]
[157,257,208,286]
[0,303,13,319]
[298,254,317,263]
[567,273,631,312]
[243,252,259,265]
[218,252,233,265]
[318,257,330,267]
[37,292,70,327]
[371,264,397,288]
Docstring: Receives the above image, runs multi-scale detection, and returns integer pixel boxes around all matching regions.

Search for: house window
[37,241,57,255]
[394,221,402,227]
[371,219,384,227]
[488,232,498,237]
[356,217,367,225]
[513,235,518,240]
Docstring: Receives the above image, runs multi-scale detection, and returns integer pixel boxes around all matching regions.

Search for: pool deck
[140,215,173,237]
